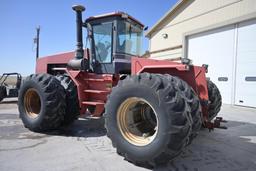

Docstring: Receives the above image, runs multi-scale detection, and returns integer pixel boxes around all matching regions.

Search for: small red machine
[18,5,222,168]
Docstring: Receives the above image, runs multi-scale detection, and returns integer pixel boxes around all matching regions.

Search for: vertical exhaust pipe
[72,5,85,59]
[68,5,87,70]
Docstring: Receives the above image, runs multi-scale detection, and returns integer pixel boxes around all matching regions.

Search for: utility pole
[34,26,40,59]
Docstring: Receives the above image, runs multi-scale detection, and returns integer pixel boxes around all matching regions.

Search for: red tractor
[18,5,222,168]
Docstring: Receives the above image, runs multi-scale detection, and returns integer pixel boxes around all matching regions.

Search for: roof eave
[145,0,187,38]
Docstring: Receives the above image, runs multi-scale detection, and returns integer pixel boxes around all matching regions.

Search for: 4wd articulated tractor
[18,5,222,168]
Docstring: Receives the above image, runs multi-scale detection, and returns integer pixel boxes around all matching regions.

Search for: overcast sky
[0,0,178,76]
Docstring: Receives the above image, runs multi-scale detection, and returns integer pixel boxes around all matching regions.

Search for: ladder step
[84,78,105,82]
[84,89,110,94]
[82,101,105,106]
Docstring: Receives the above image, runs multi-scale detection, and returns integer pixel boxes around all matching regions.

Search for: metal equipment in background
[0,73,22,102]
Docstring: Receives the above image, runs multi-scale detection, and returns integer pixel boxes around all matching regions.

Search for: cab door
[91,22,114,74]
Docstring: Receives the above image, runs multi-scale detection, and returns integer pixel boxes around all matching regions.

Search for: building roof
[145,0,187,37]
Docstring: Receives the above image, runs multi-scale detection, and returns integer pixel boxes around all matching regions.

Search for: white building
[146,0,256,108]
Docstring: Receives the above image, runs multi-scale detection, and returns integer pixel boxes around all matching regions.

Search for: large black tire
[56,75,80,126]
[0,86,7,102]
[18,74,66,132]
[164,75,202,142]
[104,73,192,168]
[207,80,222,120]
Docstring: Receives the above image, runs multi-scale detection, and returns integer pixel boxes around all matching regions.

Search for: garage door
[187,25,235,104]
[235,20,256,107]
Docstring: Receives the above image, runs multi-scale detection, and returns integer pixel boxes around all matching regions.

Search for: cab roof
[85,12,144,27]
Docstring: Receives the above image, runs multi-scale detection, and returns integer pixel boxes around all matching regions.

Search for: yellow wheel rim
[117,97,158,146]
[24,88,41,118]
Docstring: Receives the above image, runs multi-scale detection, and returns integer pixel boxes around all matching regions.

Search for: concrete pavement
[0,98,256,171]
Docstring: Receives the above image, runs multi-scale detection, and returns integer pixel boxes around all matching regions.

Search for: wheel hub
[24,88,41,118]
[117,97,158,146]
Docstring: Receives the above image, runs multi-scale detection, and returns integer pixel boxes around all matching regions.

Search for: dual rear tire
[18,74,79,132]
[55,75,80,126]
[18,74,66,131]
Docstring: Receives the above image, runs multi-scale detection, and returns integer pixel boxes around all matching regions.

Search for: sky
[0,0,178,76]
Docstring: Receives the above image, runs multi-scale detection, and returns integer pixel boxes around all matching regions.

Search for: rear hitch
[205,117,227,131]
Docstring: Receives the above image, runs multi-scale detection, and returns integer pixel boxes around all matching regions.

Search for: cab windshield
[116,21,142,56]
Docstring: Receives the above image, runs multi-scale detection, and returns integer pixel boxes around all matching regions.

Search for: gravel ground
[0,98,256,171]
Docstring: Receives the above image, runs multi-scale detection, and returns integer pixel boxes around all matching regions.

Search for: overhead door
[235,20,256,107]
[187,25,235,104]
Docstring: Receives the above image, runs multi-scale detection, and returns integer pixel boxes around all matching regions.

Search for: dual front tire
[104,73,202,167]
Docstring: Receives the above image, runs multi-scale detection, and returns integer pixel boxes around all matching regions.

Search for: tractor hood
[36,51,75,74]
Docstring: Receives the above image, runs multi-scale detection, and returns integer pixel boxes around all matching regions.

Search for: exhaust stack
[68,5,87,70]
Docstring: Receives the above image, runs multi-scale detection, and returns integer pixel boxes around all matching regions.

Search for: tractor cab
[85,12,144,74]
